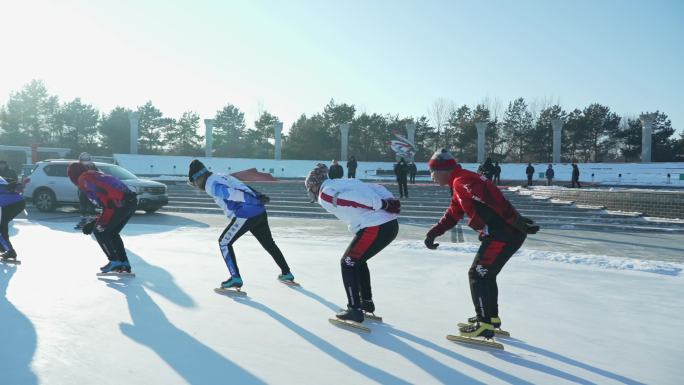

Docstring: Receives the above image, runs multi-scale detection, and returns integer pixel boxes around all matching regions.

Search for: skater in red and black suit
[305,163,401,324]
[67,163,137,274]
[424,150,539,339]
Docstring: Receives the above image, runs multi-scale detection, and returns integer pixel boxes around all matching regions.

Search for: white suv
[23,160,169,213]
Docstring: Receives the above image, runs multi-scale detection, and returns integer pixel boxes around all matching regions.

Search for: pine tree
[166,111,203,155]
[99,107,132,154]
[213,104,247,157]
[0,79,59,146]
[501,98,533,162]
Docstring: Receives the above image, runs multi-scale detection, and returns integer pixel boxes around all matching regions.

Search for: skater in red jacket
[425,150,539,340]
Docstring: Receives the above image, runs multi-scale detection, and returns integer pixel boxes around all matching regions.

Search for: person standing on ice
[0,176,25,262]
[67,162,138,274]
[424,149,539,340]
[187,159,294,289]
[305,163,400,324]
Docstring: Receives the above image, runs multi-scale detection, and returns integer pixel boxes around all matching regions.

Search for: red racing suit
[428,165,524,239]
[77,171,134,229]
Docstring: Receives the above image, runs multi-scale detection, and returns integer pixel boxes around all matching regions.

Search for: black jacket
[328,164,344,179]
[394,162,408,179]
[0,167,18,182]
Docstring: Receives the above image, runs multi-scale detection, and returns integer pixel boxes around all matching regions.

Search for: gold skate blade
[447,334,504,350]
[214,287,247,296]
[328,318,370,333]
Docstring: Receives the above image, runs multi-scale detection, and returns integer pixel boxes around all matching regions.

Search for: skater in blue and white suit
[187,160,294,289]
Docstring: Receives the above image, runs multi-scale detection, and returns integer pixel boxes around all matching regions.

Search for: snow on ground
[3,219,683,385]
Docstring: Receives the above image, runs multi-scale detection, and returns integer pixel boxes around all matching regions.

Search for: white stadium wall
[113,154,684,186]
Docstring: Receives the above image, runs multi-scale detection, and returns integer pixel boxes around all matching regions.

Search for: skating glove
[380,198,401,214]
[257,194,270,204]
[82,220,96,235]
[424,235,439,250]
[513,216,540,234]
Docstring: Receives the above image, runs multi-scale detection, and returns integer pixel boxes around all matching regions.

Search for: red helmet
[67,162,87,185]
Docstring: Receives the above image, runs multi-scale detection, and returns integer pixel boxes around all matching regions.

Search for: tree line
[1,80,682,162]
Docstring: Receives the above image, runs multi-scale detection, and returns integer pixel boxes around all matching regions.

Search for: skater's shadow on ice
[292,287,533,385]
[0,265,38,385]
[499,338,645,385]
[126,250,195,308]
[34,213,208,235]
[234,297,415,385]
[103,280,266,385]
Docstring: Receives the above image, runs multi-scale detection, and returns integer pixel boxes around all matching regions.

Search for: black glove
[380,198,401,214]
[258,194,270,204]
[514,216,540,234]
[82,220,96,235]
[6,181,19,193]
[424,235,439,250]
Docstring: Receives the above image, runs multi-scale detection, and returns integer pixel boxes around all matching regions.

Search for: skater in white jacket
[305,163,400,324]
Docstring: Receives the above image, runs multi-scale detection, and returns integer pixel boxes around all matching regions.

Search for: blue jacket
[205,173,265,220]
[0,177,24,207]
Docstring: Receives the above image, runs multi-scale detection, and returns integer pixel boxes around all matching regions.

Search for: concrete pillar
[273,121,283,160]
[551,118,563,163]
[475,122,487,163]
[405,122,416,162]
[340,123,350,161]
[640,114,655,163]
[204,119,214,157]
[128,112,140,155]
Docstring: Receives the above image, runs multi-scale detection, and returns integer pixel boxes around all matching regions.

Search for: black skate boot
[459,321,495,339]
[336,306,364,323]
[361,299,375,313]
[1,249,18,261]
[459,316,502,329]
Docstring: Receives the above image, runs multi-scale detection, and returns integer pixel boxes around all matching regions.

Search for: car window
[97,164,138,180]
[43,164,69,177]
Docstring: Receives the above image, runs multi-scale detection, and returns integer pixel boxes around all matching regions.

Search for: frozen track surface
[2,219,682,384]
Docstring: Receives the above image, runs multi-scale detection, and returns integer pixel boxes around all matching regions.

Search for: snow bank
[394,240,683,276]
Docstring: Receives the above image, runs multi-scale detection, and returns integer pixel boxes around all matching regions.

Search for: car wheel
[145,209,158,214]
[34,188,57,212]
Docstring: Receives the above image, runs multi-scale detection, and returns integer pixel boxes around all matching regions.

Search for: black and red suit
[427,165,537,323]
[77,171,137,262]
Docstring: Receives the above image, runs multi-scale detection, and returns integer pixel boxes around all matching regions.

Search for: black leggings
[218,211,290,277]
[468,231,526,322]
[397,178,408,198]
[93,200,136,262]
[340,219,398,309]
[0,199,25,253]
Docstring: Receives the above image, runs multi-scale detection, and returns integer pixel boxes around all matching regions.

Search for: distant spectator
[328,159,344,179]
[394,158,409,198]
[493,161,501,185]
[525,163,535,187]
[571,164,581,188]
[545,164,555,186]
[479,157,495,180]
[0,161,17,182]
[408,161,418,184]
[347,156,357,179]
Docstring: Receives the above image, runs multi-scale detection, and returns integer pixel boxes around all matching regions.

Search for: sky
[0,0,682,134]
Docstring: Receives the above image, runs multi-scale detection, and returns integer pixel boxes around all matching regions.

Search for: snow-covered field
[3,219,683,385]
